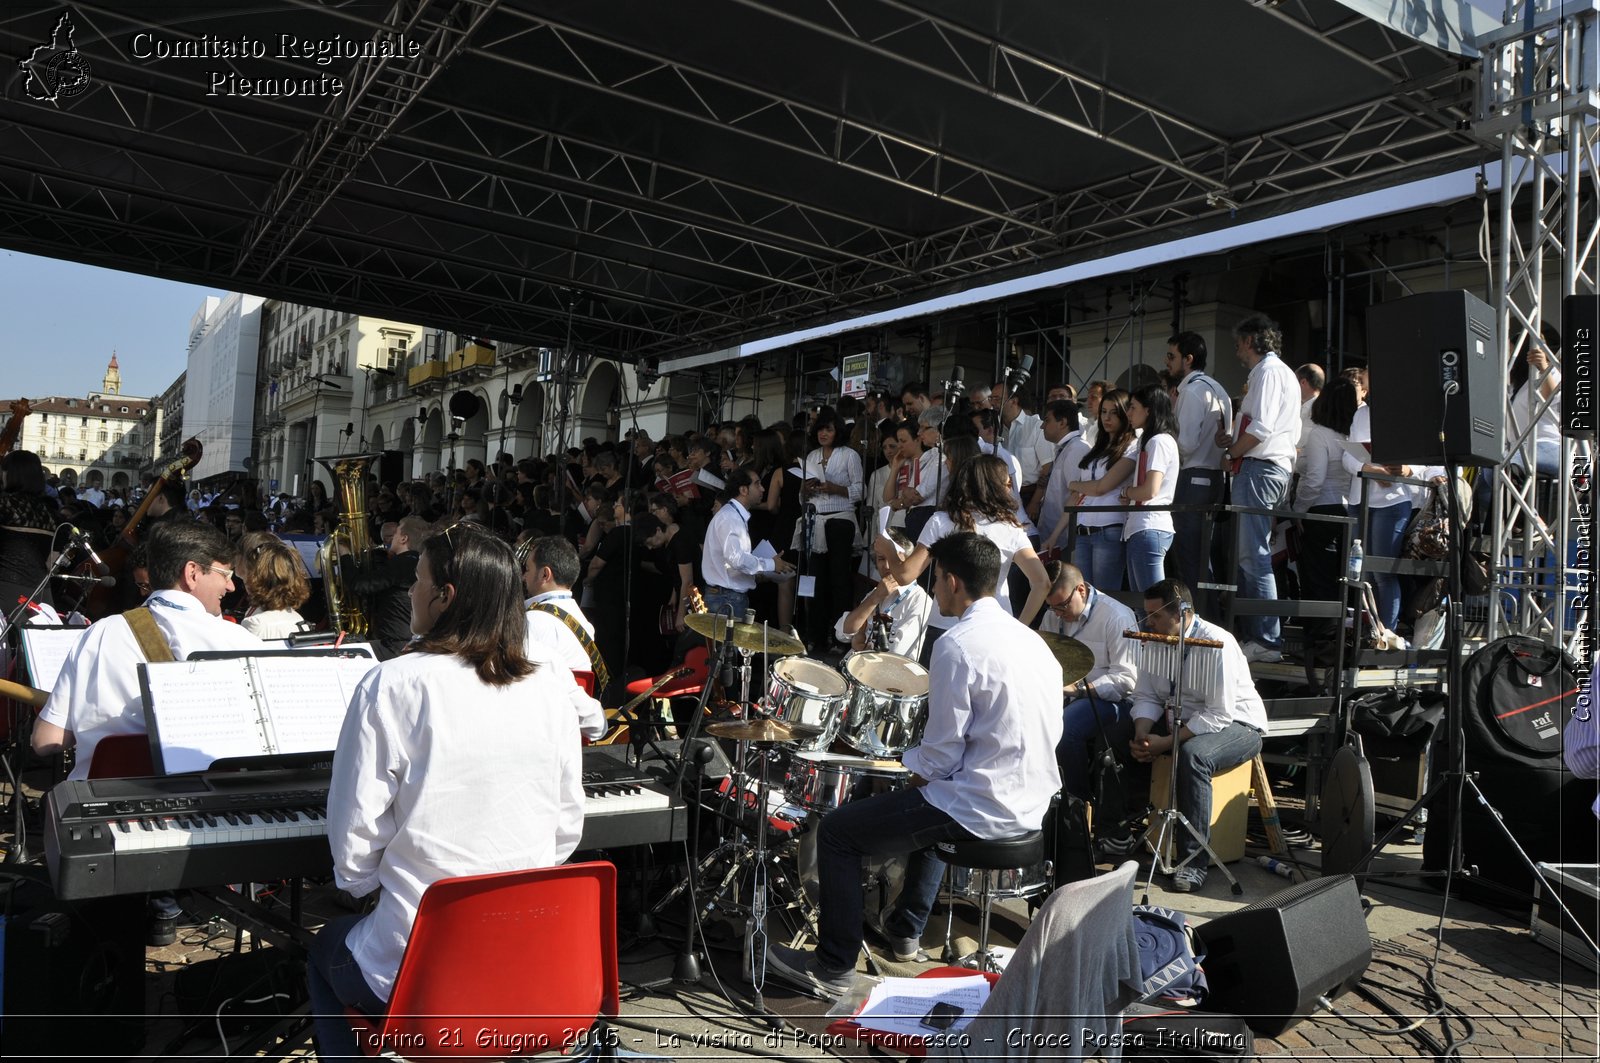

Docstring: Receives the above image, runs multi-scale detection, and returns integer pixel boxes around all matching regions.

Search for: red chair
[347,861,619,1059]
[571,669,597,697]
[825,966,1002,1056]
[87,733,154,779]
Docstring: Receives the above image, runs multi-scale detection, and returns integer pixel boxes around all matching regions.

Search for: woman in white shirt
[309,524,585,1060]
[1043,389,1139,592]
[1119,384,1180,595]
[236,532,311,639]
[862,427,906,582]
[1508,342,1562,476]
[798,408,865,652]
[1293,378,1359,639]
[1343,397,1413,633]
[893,450,1048,663]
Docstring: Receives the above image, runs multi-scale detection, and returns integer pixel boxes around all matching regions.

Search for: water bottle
[1346,538,1364,583]
[1256,855,1294,879]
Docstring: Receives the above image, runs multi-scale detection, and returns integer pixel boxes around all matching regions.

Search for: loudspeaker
[1367,290,1502,466]
[1197,875,1371,1037]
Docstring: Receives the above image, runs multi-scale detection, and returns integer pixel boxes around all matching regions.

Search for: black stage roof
[0,1,1491,361]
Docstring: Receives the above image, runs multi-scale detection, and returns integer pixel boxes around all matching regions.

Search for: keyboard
[46,750,687,900]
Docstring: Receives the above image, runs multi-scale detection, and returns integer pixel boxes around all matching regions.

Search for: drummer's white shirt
[1038,585,1138,703]
[833,583,932,659]
[903,597,1063,838]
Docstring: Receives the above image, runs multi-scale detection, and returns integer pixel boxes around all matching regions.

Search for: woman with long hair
[236,531,312,639]
[748,427,797,630]
[891,453,1048,662]
[798,408,864,652]
[1295,377,1359,641]
[1043,388,1139,590]
[310,524,584,1060]
[1119,384,1181,594]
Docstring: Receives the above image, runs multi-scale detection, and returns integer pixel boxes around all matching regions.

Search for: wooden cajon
[1145,754,1253,866]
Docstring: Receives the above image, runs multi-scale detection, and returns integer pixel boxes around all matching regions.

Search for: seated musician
[522,534,608,742]
[309,523,585,1059]
[1128,579,1267,893]
[236,532,311,639]
[834,528,931,659]
[32,519,263,778]
[767,533,1063,998]
[1039,561,1140,852]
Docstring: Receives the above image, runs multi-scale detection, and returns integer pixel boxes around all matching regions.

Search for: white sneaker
[1241,641,1283,664]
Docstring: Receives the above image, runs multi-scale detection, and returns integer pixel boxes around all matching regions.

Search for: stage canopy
[0,0,1497,362]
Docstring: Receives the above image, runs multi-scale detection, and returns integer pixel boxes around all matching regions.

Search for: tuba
[316,454,378,636]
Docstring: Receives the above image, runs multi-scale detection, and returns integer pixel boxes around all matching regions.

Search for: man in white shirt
[1295,363,1324,466]
[1000,389,1047,493]
[700,467,794,620]
[1040,563,1138,817]
[1215,313,1300,661]
[522,535,609,742]
[1129,579,1266,892]
[767,533,1063,998]
[836,529,932,658]
[32,519,263,778]
[1032,400,1088,544]
[1165,331,1233,616]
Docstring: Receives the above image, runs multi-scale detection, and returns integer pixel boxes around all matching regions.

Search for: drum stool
[935,831,1045,973]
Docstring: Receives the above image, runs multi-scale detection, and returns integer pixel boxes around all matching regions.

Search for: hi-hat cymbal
[1038,631,1095,688]
[685,613,806,656]
[705,718,823,744]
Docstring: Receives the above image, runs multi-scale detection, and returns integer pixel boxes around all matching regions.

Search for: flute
[1121,629,1225,648]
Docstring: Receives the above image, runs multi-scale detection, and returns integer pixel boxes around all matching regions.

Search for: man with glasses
[32,519,262,780]
[1040,561,1140,852]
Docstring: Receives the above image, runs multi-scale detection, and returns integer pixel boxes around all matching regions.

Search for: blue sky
[0,250,229,401]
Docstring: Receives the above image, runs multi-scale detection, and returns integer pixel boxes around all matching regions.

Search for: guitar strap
[528,602,611,690]
[124,607,176,664]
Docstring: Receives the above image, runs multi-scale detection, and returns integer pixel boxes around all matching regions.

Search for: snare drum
[765,656,850,751]
[785,750,909,814]
[944,862,1052,903]
[838,651,931,757]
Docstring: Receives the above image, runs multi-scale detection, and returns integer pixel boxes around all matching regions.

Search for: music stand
[1139,619,1244,898]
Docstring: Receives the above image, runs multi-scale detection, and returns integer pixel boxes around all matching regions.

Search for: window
[120,406,128,413]
[67,399,77,408]
[80,417,88,427]
[39,413,46,422]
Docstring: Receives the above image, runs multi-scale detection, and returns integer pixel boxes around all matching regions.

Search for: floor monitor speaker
[1367,290,1502,466]
[1197,874,1372,1036]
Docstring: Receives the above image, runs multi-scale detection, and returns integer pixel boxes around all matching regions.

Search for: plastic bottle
[1346,537,1364,583]
[1256,855,1295,879]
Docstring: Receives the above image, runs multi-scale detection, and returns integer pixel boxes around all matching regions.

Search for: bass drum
[838,651,930,757]
[765,656,850,751]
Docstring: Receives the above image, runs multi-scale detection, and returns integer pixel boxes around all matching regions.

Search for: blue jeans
[1073,526,1125,593]
[1172,721,1263,869]
[1231,459,1291,648]
[1124,530,1174,598]
[816,787,973,973]
[1359,501,1412,632]
[1057,697,1134,800]
[703,586,751,622]
[307,913,389,1060]
[1172,469,1227,616]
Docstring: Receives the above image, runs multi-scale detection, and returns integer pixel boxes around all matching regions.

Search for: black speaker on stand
[1367,290,1502,467]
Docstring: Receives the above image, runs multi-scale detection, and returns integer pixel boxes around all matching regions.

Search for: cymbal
[706,718,823,744]
[1038,631,1095,688]
[685,613,806,656]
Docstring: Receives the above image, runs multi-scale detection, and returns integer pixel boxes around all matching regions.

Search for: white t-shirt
[1074,437,1140,528]
[1123,433,1180,537]
[917,511,1033,627]
[1343,404,1409,510]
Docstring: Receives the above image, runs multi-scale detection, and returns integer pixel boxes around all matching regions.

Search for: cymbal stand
[1139,620,1243,899]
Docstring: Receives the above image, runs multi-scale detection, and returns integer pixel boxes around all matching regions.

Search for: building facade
[0,355,152,491]
[182,293,263,484]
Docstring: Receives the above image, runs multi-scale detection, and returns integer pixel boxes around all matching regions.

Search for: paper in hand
[751,539,778,561]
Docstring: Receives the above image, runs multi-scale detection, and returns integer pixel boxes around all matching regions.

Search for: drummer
[767,532,1063,998]
[1040,560,1141,852]
[834,528,931,659]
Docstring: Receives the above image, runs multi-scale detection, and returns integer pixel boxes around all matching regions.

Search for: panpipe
[1123,629,1225,702]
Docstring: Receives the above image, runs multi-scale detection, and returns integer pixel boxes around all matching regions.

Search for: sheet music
[251,655,377,755]
[143,660,267,774]
[21,627,90,694]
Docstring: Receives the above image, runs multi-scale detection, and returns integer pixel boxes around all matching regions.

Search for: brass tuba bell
[315,453,379,636]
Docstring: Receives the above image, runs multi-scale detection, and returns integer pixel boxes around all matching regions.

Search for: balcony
[446,342,496,378]
[408,360,447,392]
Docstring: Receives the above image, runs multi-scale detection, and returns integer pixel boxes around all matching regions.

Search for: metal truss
[1476,0,1598,651]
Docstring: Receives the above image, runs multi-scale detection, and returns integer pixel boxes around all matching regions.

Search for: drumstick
[0,677,50,708]
[1121,629,1225,649]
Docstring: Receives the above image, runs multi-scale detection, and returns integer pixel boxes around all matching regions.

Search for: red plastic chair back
[88,733,155,779]
[351,861,618,1058]
[624,645,711,699]
[571,669,597,697]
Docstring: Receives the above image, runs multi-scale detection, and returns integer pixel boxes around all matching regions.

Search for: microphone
[1008,355,1034,389]
[944,365,965,399]
[68,526,110,575]
[58,574,116,587]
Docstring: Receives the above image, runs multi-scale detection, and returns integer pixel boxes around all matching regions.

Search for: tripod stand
[1138,620,1244,898]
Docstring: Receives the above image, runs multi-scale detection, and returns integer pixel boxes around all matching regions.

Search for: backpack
[1132,903,1209,1005]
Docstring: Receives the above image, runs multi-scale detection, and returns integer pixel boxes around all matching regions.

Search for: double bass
[79,438,202,619]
